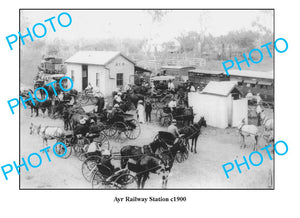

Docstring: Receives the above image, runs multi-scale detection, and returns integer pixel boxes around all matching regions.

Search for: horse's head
[238,118,246,130]
[152,137,168,151]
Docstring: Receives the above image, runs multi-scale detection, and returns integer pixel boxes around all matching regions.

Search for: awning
[150,75,175,81]
[243,79,257,84]
[230,78,243,83]
[258,81,273,86]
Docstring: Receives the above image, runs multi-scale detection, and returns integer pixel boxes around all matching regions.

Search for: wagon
[81,154,138,189]
[55,128,110,161]
[103,112,141,142]
[91,165,138,189]
[156,106,193,127]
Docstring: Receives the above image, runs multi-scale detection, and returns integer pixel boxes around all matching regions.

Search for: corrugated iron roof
[229,70,273,80]
[189,69,224,75]
[190,69,273,80]
[65,51,135,66]
[161,65,196,70]
[202,81,238,96]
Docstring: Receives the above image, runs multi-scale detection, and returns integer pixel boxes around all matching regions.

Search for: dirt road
[20,108,273,189]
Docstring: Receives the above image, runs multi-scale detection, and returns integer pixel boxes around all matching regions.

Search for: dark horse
[121,138,183,189]
[173,107,194,126]
[137,141,183,189]
[21,90,52,117]
[179,116,207,153]
[122,91,144,108]
[120,137,168,169]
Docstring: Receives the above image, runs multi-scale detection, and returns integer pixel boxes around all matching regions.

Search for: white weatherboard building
[65,51,135,97]
[189,81,248,129]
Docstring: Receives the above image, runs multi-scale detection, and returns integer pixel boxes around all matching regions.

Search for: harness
[262,116,272,126]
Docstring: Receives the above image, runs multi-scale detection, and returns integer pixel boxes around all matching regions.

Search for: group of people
[136,99,152,124]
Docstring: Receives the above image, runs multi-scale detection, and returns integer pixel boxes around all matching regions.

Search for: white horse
[238,119,259,151]
[29,123,64,150]
[260,112,274,131]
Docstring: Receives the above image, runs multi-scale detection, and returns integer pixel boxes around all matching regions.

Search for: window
[71,70,75,82]
[96,73,100,87]
[116,73,123,86]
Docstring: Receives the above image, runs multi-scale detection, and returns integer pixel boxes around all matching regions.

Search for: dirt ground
[20,107,273,189]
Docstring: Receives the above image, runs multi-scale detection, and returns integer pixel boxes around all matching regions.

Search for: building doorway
[82,65,88,90]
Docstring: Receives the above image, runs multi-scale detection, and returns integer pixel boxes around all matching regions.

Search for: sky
[21,10,273,44]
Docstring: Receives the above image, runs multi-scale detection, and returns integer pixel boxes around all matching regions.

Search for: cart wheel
[55,139,72,159]
[175,146,189,163]
[125,119,141,140]
[74,137,90,161]
[78,94,89,105]
[113,173,138,189]
[94,132,110,150]
[112,122,128,143]
[82,155,102,182]
[103,125,117,137]
[91,170,106,189]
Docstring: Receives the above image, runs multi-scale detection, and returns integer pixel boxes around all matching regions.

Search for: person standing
[256,103,263,126]
[136,100,145,124]
[168,80,175,92]
[145,100,152,123]
[256,93,262,104]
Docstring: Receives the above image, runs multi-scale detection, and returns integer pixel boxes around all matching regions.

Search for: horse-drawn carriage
[101,111,141,142]
[55,124,110,161]
[156,106,194,127]
[81,129,187,189]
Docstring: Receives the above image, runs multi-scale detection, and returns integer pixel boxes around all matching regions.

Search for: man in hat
[168,119,180,138]
[145,99,152,123]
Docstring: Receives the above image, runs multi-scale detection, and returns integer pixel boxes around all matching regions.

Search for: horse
[260,112,274,132]
[238,118,259,151]
[126,141,182,189]
[132,85,151,96]
[21,90,52,117]
[174,107,194,126]
[29,123,64,150]
[120,137,168,169]
[179,117,207,153]
[122,91,144,108]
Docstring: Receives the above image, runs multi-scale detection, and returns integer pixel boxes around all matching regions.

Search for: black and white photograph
[19,9,275,189]
[2,0,300,217]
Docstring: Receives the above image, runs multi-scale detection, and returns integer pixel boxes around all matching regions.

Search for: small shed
[188,81,247,128]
